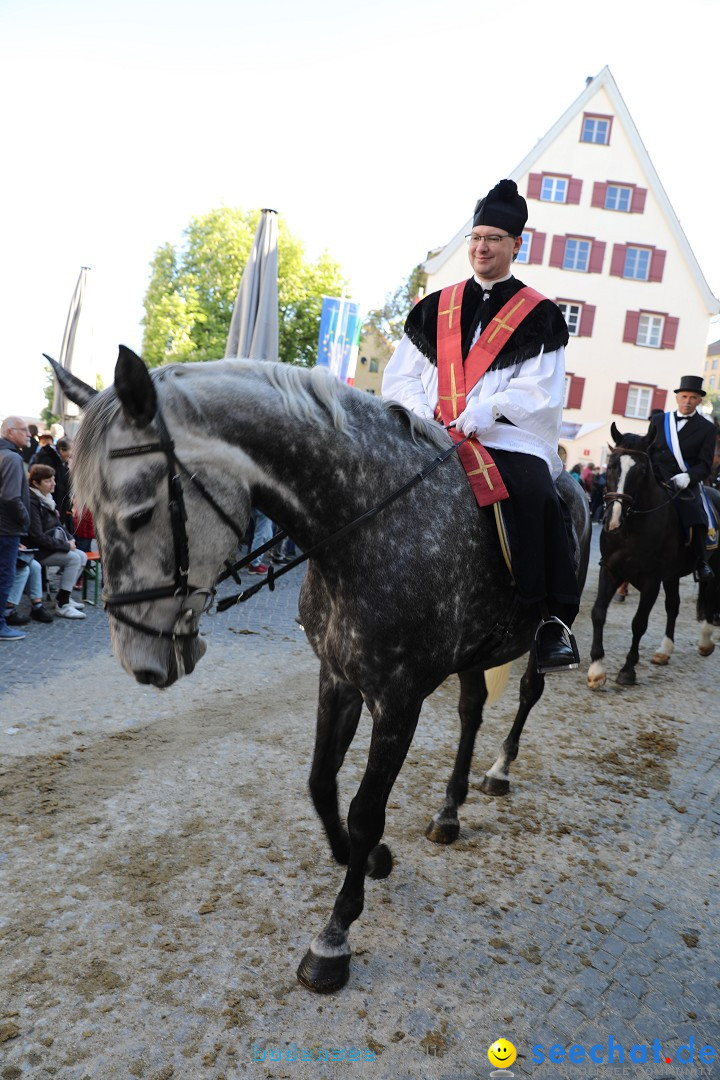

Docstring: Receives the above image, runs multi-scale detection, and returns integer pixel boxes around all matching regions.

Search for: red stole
[435,279,545,507]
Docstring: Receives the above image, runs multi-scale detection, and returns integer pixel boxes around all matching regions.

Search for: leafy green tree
[141,209,348,367]
[363,264,427,345]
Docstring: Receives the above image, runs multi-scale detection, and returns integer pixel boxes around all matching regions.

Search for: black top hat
[674,375,705,397]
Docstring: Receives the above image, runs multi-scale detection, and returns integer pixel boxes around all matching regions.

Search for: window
[626,385,653,418]
[564,373,585,409]
[624,246,652,281]
[711,358,718,370]
[563,238,591,272]
[515,229,546,265]
[369,358,379,373]
[623,311,679,350]
[541,176,567,203]
[611,244,666,282]
[710,376,716,390]
[581,114,612,144]
[592,182,647,213]
[557,300,596,337]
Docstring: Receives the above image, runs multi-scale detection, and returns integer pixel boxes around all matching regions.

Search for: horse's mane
[73,359,450,498]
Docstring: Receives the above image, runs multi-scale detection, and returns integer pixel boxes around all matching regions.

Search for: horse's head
[54,347,253,688]
[603,421,657,531]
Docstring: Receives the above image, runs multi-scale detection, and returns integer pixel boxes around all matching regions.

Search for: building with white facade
[421,67,719,467]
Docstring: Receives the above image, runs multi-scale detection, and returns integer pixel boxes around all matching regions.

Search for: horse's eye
[128,508,154,533]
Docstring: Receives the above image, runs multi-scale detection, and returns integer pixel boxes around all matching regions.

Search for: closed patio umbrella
[225,209,279,362]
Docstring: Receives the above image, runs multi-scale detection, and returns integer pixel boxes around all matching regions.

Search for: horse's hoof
[366,842,393,879]
[297,948,350,994]
[651,652,670,666]
[587,674,607,690]
[480,774,510,797]
[616,670,636,686]
[698,642,715,657]
[425,817,460,844]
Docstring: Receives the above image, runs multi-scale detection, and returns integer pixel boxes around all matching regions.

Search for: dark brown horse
[587,423,719,688]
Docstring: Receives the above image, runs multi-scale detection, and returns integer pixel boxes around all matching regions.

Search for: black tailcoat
[650,411,716,529]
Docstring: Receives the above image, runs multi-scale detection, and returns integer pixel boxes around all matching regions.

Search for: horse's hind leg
[651,577,680,665]
[426,667,487,845]
[308,662,364,866]
[298,694,423,993]
[480,653,544,795]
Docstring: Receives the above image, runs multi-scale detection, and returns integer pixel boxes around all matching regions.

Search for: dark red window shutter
[631,187,647,213]
[578,304,596,337]
[610,244,627,277]
[649,249,666,283]
[589,240,605,273]
[591,182,607,208]
[623,311,641,343]
[549,235,566,268]
[529,231,545,264]
[652,387,667,412]
[662,316,679,349]
[527,173,543,200]
[613,383,629,415]
[566,375,585,409]
[567,178,583,205]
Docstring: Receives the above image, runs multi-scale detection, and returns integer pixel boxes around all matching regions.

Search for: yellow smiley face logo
[488,1039,517,1068]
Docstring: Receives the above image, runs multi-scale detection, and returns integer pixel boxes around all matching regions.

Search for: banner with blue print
[317,296,362,383]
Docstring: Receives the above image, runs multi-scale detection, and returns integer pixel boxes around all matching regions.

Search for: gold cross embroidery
[438,363,462,417]
[465,441,497,490]
[486,298,526,344]
[439,285,461,330]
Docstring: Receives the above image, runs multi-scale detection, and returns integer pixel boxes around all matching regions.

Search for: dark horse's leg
[480,653,545,796]
[308,661,365,866]
[426,666,488,844]
[298,692,423,993]
[616,578,661,685]
[588,563,624,689]
[650,577,681,666]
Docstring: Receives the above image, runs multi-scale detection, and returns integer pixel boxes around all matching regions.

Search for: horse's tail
[484,661,513,705]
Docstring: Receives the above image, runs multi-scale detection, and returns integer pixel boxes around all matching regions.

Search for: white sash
[665,411,687,472]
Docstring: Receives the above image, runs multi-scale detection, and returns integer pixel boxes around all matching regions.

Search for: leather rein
[602,447,683,518]
[102,406,470,639]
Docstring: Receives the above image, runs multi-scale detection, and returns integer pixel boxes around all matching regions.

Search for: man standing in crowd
[0,416,31,641]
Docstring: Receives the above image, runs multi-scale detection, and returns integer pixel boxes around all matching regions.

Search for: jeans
[7,558,43,606]
[0,535,21,631]
[250,510,274,567]
[41,548,88,591]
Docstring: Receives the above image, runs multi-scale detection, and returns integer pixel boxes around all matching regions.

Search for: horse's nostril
[135,669,168,687]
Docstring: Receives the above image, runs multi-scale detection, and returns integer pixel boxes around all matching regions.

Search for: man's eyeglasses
[465,233,515,247]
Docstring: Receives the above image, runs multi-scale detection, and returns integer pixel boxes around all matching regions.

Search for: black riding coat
[650,410,717,528]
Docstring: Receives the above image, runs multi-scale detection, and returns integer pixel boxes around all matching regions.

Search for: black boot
[692,526,714,582]
[533,616,580,674]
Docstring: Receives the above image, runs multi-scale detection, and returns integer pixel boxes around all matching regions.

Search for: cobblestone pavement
[1,529,719,1080]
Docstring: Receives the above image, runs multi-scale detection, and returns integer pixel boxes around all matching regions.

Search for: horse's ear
[642,423,657,451]
[114,345,157,428]
[610,422,623,446]
[43,354,97,408]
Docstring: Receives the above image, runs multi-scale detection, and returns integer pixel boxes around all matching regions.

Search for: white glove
[413,403,436,422]
[671,472,690,489]
[450,401,495,438]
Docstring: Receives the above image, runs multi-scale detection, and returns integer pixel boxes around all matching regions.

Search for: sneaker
[5,608,31,626]
[0,625,26,640]
[68,597,85,610]
[30,605,54,623]
[55,603,87,620]
[247,563,269,575]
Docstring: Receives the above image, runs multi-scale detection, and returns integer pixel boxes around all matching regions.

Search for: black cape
[404,275,569,370]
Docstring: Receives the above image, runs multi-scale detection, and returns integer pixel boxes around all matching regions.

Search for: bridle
[602,447,681,519]
[100,406,471,638]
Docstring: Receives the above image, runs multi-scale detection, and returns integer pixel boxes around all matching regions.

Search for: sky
[2,0,720,418]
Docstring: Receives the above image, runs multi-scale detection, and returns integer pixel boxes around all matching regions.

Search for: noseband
[602,447,679,519]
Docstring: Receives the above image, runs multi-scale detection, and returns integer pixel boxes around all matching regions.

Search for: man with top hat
[382,178,580,673]
[647,374,716,582]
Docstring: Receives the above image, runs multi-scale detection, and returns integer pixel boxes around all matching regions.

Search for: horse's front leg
[297,695,422,993]
[426,666,487,844]
[651,577,680,665]
[587,563,621,689]
[308,661,364,866]
[480,652,545,795]
[617,579,661,685]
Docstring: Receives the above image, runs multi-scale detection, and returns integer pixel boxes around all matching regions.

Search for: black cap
[473,179,527,236]
[674,375,705,397]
